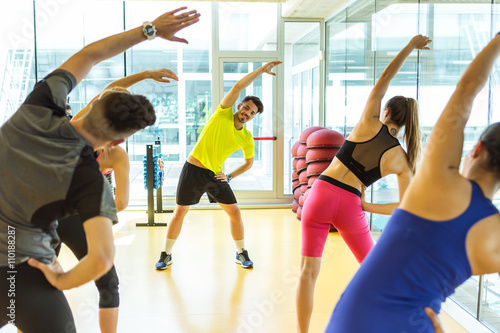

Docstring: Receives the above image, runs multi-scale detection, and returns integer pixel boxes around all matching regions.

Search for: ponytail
[479,122,500,175]
[384,96,421,174]
[403,98,421,174]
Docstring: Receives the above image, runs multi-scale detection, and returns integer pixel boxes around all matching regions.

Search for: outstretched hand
[261,61,283,76]
[410,34,432,50]
[150,68,179,83]
[424,307,444,333]
[28,256,65,290]
[152,7,201,44]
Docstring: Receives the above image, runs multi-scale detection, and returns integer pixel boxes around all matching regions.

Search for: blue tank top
[336,124,400,187]
[325,181,498,333]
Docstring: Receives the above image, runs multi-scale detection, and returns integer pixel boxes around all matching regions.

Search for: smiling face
[235,100,259,124]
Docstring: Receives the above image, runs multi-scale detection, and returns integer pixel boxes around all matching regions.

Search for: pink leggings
[301,176,374,262]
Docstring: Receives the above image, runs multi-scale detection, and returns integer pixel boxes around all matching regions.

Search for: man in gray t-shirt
[0,7,200,332]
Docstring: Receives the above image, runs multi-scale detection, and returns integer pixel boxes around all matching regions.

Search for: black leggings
[56,215,120,309]
[0,262,76,332]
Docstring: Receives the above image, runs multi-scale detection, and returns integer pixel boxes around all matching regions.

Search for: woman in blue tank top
[325,34,500,333]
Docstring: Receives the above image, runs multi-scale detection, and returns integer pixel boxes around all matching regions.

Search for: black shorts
[0,262,76,332]
[176,162,237,206]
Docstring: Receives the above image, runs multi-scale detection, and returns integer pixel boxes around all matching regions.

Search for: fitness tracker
[226,174,232,183]
[143,21,156,40]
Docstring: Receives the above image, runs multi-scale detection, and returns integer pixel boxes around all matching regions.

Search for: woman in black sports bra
[296,35,432,333]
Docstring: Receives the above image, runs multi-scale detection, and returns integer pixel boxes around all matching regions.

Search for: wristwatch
[226,174,232,183]
[143,21,157,40]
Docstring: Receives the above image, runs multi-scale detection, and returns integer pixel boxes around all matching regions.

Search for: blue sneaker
[235,249,253,268]
[155,251,172,270]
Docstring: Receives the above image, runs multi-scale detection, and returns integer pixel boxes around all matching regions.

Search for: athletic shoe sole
[235,260,253,268]
[155,261,172,270]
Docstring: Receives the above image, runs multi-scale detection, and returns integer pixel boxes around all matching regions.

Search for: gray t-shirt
[0,69,118,266]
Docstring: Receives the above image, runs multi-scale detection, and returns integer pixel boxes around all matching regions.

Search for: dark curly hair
[100,92,156,132]
[83,92,156,142]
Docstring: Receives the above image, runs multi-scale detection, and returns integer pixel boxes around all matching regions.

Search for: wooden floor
[1,208,467,333]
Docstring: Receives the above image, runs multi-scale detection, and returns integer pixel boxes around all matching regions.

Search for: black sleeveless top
[336,124,400,187]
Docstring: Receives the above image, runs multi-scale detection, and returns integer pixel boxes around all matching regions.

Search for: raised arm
[106,68,178,90]
[108,147,130,212]
[420,34,500,178]
[72,68,178,121]
[360,35,431,123]
[58,7,199,85]
[221,61,282,109]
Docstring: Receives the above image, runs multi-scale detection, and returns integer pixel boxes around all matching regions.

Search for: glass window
[219,2,277,51]
[124,1,212,200]
[35,1,125,114]
[325,12,348,134]
[283,22,321,194]
[0,0,35,125]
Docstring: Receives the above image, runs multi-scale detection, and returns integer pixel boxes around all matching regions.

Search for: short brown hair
[242,96,264,114]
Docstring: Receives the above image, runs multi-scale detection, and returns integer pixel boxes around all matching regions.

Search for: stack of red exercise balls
[292,126,345,222]
[291,126,323,217]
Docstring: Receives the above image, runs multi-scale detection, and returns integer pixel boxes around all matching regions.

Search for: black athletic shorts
[0,262,76,332]
[176,162,237,206]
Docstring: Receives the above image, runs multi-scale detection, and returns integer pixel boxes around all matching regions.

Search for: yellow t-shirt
[190,104,255,174]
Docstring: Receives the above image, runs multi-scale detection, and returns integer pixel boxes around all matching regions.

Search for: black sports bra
[335,124,400,187]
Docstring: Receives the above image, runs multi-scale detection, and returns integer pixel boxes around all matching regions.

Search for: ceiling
[281,0,351,18]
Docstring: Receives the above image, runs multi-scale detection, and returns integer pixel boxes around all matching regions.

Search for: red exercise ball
[306,161,331,177]
[307,129,345,148]
[306,147,339,164]
[300,184,308,194]
[292,158,299,170]
[291,140,301,157]
[299,193,305,207]
[294,187,301,201]
[296,159,308,174]
[292,170,299,181]
[297,206,302,221]
[299,171,308,184]
[297,143,308,158]
[292,199,299,213]
[299,126,325,143]
[292,179,300,191]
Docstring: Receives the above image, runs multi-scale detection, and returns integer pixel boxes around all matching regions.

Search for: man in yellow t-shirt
[156,60,282,270]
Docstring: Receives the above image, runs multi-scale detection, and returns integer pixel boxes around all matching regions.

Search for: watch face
[145,26,154,36]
